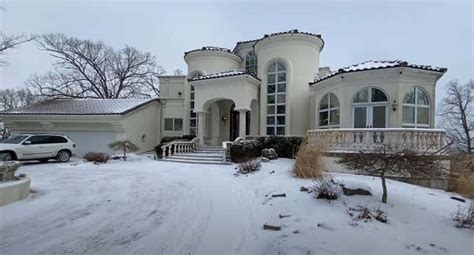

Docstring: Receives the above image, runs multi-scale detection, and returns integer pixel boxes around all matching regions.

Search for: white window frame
[351,87,389,128]
[318,93,340,129]
[402,87,430,128]
[266,62,286,136]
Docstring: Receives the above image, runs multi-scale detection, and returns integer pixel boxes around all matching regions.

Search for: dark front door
[230,109,239,141]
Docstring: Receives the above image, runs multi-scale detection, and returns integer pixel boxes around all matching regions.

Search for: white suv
[0,134,76,163]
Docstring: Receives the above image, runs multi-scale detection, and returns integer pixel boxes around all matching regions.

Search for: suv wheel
[56,150,71,163]
[2,152,13,162]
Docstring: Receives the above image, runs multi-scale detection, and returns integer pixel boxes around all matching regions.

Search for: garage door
[60,131,117,157]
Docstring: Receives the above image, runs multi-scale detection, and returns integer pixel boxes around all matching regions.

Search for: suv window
[25,135,52,145]
[48,136,68,143]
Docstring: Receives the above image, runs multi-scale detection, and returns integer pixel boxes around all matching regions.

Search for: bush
[311,176,341,200]
[452,203,474,229]
[293,135,326,178]
[254,136,303,159]
[229,140,259,163]
[237,159,262,174]
[84,152,110,163]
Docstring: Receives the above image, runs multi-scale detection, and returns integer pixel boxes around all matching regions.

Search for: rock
[262,148,278,160]
[0,161,21,181]
[300,186,309,192]
[342,186,372,196]
[450,196,466,203]
[260,157,271,163]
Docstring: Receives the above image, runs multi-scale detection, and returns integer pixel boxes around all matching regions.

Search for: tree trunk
[123,149,127,161]
[381,174,388,203]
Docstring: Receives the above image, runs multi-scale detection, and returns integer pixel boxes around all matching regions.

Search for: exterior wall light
[392,100,398,111]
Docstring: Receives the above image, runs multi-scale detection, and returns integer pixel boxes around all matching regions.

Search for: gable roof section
[310,60,447,85]
[188,70,260,82]
[1,98,159,116]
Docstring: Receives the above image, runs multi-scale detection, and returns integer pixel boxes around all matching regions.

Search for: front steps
[162,145,231,165]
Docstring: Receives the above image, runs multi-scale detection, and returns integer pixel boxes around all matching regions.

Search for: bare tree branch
[0,33,36,65]
[27,33,162,99]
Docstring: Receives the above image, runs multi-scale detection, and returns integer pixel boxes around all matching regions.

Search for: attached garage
[0,99,161,156]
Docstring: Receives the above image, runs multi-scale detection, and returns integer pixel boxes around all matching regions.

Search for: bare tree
[0,33,35,65]
[27,33,164,99]
[173,68,184,76]
[0,88,37,111]
[339,145,447,203]
[438,80,474,153]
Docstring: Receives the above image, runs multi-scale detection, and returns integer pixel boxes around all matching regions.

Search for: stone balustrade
[161,138,200,158]
[307,128,447,153]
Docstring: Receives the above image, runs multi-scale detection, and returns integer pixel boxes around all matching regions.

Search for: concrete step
[174,153,223,159]
[196,148,224,152]
[162,158,231,165]
[168,155,224,162]
[193,150,225,154]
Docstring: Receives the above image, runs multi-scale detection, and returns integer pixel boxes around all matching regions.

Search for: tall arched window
[319,93,340,128]
[402,87,429,128]
[188,86,197,135]
[266,61,286,135]
[245,51,258,75]
[352,87,388,128]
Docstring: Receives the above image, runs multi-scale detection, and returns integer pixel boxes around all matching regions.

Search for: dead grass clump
[292,135,328,179]
[347,206,388,223]
[311,176,341,200]
[236,159,261,174]
[452,203,474,229]
[84,152,110,163]
[448,154,474,198]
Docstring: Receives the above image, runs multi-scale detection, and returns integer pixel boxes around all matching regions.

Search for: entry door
[229,110,239,141]
[353,106,386,128]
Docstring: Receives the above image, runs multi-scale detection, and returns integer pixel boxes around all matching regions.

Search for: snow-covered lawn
[0,156,472,255]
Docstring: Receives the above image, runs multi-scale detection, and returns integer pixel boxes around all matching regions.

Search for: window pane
[417,89,429,105]
[190,101,194,109]
[276,127,285,135]
[267,106,275,114]
[190,93,194,100]
[174,119,183,131]
[319,111,328,126]
[269,63,277,73]
[164,118,173,131]
[354,107,367,128]
[277,73,286,82]
[277,62,285,71]
[371,88,387,102]
[267,74,275,84]
[320,94,329,109]
[417,107,429,124]
[330,94,339,107]
[353,88,368,103]
[277,94,285,104]
[277,105,285,114]
[267,95,275,104]
[267,127,275,135]
[403,106,415,124]
[372,106,386,128]
[330,109,340,125]
[267,116,275,125]
[403,88,415,104]
[277,116,285,125]
[267,84,275,94]
[190,127,196,136]
[277,83,286,93]
[190,119,196,127]
[190,111,196,118]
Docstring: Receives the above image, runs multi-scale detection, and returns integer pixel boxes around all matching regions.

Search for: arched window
[266,61,286,135]
[245,51,258,75]
[402,87,429,128]
[189,85,197,135]
[352,87,388,128]
[319,93,340,128]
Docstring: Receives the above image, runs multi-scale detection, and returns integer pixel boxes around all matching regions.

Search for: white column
[238,109,248,138]
[197,112,206,145]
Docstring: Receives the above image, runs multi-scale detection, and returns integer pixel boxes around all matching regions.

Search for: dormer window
[245,51,258,75]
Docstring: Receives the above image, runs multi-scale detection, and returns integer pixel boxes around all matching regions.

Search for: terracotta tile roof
[188,70,259,82]
[0,98,158,115]
[310,60,447,85]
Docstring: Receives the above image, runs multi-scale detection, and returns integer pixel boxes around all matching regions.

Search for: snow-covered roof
[0,98,158,116]
[233,29,323,52]
[184,46,234,56]
[310,60,447,85]
[189,70,259,82]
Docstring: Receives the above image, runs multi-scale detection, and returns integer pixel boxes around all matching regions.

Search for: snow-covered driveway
[0,156,472,255]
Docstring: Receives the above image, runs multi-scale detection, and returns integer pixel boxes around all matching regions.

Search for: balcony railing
[161,137,200,158]
[307,128,447,153]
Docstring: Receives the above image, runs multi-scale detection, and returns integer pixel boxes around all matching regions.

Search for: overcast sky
[0,0,473,103]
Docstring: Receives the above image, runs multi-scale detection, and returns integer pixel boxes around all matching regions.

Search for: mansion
[159,29,446,145]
